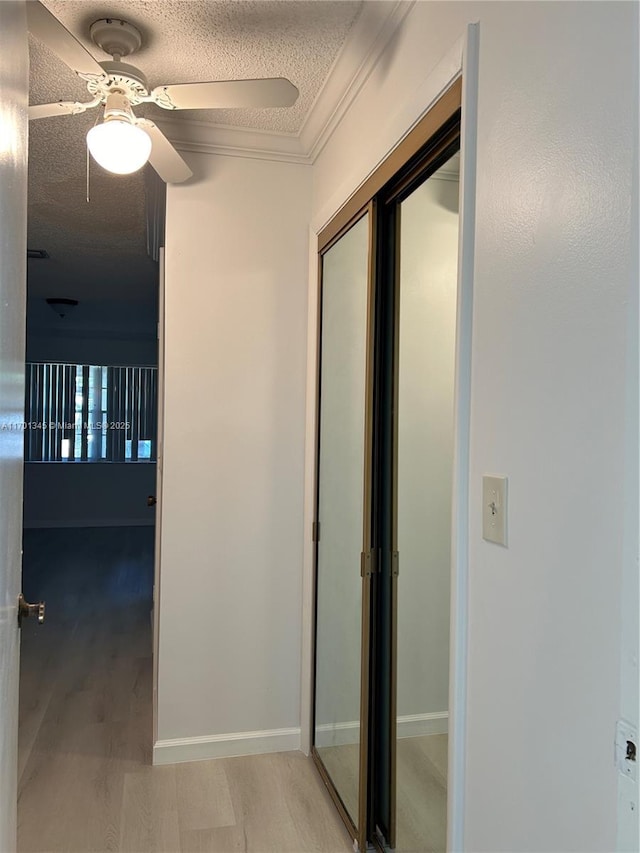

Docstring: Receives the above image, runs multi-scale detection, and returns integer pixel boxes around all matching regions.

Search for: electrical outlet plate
[482,475,508,546]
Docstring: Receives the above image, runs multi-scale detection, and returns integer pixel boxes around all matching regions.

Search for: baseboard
[153,726,301,766]
[315,719,361,748]
[397,711,448,739]
[23,518,155,529]
[315,712,448,748]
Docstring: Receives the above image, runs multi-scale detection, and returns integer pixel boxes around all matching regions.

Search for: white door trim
[152,247,166,749]
[0,3,28,850]
[447,22,479,853]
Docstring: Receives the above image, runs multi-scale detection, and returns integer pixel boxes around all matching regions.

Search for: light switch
[482,475,507,546]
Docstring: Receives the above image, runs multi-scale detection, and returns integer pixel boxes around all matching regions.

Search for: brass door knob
[147,495,157,507]
[18,593,45,628]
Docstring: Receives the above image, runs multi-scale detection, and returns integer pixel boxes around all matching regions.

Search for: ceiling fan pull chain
[86,109,102,203]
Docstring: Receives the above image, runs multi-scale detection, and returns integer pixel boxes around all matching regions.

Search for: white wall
[156,152,311,755]
[310,2,638,850]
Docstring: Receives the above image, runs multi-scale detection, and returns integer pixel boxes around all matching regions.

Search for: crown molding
[301,0,414,162]
[157,1,414,167]
[153,116,309,165]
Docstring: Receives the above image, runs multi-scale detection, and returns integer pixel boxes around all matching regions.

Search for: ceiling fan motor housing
[87,60,150,104]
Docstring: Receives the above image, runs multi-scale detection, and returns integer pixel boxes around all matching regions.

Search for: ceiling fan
[27,1,299,183]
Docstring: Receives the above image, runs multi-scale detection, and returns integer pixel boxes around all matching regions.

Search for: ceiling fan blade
[27,1,106,81]
[29,100,98,120]
[137,120,192,184]
[151,78,299,111]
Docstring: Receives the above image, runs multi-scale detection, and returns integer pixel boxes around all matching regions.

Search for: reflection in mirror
[314,214,369,828]
[395,154,459,852]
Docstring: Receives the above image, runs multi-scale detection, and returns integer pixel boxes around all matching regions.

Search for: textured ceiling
[31,1,363,134]
[27,0,363,338]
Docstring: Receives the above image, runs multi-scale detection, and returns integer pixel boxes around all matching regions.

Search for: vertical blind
[24,363,157,462]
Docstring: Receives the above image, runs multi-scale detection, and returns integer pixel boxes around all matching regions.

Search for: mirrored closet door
[313,208,373,846]
[390,152,460,853]
[312,80,462,853]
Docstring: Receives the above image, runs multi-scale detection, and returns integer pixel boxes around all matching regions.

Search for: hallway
[17,527,350,852]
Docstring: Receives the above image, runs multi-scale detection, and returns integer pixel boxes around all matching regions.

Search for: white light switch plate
[483,475,507,545]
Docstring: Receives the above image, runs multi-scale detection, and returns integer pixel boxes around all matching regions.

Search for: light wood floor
[395,734,447,853]
[17,527,352,853]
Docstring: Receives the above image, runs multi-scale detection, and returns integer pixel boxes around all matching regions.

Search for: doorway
[17,138,163,847]
[311,84,462,853]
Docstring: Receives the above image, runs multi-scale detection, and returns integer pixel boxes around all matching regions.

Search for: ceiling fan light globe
[86,120,152,175]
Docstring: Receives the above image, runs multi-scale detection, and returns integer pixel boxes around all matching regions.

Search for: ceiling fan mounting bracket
[89,18,143,60]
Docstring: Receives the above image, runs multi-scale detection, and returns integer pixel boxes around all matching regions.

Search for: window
[24,363,157,462]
